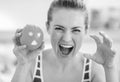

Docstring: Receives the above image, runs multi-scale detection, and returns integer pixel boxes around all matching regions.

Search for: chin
[56,44,76,59]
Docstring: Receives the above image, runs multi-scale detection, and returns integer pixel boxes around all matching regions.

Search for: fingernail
[19,33,22,35]
[99,31,105,34]
[89,34,94,37]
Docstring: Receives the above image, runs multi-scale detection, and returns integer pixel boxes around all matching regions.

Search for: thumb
[28,49,42,60]
[83,53,95,61]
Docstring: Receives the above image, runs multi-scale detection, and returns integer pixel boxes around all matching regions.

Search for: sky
[0,0,120,31]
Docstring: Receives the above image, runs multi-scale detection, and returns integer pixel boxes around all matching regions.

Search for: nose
[62,31,72,42]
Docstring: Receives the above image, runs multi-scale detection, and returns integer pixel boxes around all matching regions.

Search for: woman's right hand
[13,28,44,65]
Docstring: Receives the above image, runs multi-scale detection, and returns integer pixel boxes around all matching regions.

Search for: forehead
[51,9,85,28]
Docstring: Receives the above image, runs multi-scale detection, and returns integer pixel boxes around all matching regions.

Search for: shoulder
[91,60,105,82]
[30,48,53,77]
[76,52,85,63]
[42,48,52,56]
[30,49,52,75]
[79,53,105,82]
[42,48,54,62]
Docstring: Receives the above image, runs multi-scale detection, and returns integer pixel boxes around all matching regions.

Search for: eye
[55,27,64,32]
[72,29,81,33]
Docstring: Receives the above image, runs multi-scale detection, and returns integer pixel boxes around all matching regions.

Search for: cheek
[77,35,83,43]
[50,31,62,49]
[74,34,84,50]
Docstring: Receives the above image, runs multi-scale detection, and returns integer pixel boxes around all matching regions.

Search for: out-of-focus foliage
[90,7,120,30]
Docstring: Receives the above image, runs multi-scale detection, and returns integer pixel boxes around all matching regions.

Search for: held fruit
[20,25,44,50]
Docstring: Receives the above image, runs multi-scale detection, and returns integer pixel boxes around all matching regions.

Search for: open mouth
[59,44,74,56]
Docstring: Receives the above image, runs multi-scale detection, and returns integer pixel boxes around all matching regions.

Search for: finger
[12,37,18,45]
[14,33,22,41]
[13,29,23,46]
[14,36,21,46]
[99,31,112,48]
[13,32,22,46]
[34,41,45,52]
[28,48,42,60]
[111,49,116,56]
[39,41,45,49]
[17,45,27,50]
[29,51,41,60]
[15,33,22,37]
[15,28,23,34]
[90,35,102,45]
[13,45,26,55]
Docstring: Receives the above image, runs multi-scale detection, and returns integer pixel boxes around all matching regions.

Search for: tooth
[60,44,73,48]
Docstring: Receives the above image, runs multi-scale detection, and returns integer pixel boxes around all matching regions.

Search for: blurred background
[0,0,120,82]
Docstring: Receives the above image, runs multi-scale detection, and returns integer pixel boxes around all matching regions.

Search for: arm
[11,28,44,82]
[103,63,118,82]
[11,63,33,82]
[84,31,119,82]
[91,61,118,82]
[91,61,105,82]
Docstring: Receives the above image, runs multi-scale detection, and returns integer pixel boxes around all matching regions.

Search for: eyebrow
[72,26,81,29]
[54,25,82,29]
[54,25,65,28]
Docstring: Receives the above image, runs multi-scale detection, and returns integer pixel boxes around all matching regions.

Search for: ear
[46,21,51,35]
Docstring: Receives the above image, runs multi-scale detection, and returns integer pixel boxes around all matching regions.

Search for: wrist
[17,61,31,68]
[104,64,119,82]
[17,57,36,66]
[103,63,116,70]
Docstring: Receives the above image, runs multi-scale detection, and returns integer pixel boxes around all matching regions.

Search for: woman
[11,0,118,82]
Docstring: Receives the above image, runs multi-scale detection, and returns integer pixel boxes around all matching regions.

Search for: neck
[52,51,78,71]
[58,56,73,66]
[57,57,75,71]
[51,49,83,71]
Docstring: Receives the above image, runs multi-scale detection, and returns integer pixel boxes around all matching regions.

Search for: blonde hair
[47,0,89,30]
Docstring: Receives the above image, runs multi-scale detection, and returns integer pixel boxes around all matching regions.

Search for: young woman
[11,0,118,82]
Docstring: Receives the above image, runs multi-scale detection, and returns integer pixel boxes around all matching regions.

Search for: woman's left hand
[84,31,116,68]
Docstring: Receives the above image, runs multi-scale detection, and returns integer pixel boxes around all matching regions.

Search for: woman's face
[47,9,86,59]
